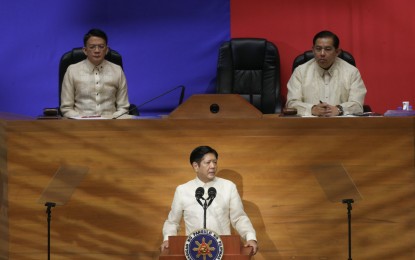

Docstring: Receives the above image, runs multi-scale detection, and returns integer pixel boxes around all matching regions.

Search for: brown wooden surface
[159,235,252,260]
[168,94,263,119]
[1,116,415,259]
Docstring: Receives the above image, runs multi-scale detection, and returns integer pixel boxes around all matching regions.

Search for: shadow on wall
[218,169,281,259]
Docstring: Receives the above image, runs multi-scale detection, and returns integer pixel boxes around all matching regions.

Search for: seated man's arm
[60,68,79,118]
[341,69,367,115]
[112,70,130,118]
[286,68,316,116]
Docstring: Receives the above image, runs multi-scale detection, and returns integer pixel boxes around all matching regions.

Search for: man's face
[83,36,108,66]
[193,153,218,183]
[312,37,340,69]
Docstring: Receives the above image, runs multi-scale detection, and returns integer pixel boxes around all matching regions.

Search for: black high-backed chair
[58,47,138,115]
[216,38,282,114]
[292,50,371,112]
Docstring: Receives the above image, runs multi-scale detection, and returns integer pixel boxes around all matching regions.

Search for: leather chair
[58,47,138,115]
[292,50,371,112]
[216,38,282,114]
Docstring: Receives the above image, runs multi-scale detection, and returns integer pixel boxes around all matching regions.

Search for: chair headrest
[230,38,267,69]
[60,47,123,68]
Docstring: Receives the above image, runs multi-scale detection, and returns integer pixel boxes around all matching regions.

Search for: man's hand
[244,240,258,255]
[160,240,169,252]
[312,102,339,117]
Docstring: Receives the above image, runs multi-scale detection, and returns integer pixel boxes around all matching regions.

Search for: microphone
[112,85,186,119]
[195,187,216,229]
[207,187,216,206]
[195,187,204,207]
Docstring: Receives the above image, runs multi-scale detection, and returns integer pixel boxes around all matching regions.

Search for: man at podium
[160,146,258,255]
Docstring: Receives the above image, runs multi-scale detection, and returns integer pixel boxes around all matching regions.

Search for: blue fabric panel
[0,0,230,116]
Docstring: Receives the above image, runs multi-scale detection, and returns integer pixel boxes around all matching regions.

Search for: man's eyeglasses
[313,46,335,53]
[87,44,107,50]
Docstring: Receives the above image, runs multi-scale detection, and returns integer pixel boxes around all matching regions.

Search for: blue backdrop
[0,0,230,116]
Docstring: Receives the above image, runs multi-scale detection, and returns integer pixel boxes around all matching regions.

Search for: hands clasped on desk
[312,101,343,117]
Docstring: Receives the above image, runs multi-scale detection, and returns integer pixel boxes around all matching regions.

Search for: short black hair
[83,28,108,46]
[313,30,340,49]
[189,146,218,165]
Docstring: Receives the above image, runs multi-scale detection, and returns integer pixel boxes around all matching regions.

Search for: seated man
[160,146,258,255]
[60,28,130,118]
[286,30,367,116]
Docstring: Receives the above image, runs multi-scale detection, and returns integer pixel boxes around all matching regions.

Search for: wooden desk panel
[0,117,414,259]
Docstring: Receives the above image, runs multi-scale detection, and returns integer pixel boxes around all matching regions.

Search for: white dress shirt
[286,57,367,116]
[162,177,257,242]
[60,59,130,118]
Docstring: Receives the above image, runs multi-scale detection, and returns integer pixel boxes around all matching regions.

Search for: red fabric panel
[231,0,415,113]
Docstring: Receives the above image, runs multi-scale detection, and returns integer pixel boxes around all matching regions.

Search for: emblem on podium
[184,229,224,260]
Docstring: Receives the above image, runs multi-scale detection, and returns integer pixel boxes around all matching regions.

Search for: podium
[159,235,253,260]
[168,94,262,119]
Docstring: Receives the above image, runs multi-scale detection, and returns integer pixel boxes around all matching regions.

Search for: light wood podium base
[159,235,252,260]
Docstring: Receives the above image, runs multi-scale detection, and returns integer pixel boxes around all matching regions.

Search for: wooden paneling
[0,116,414,259]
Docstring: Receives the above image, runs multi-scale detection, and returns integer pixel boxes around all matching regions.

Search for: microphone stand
[195,187,216,230]
[342,199,354,260]
[203,197,216,229]
[203,199,208,229]
[45,202,56,260]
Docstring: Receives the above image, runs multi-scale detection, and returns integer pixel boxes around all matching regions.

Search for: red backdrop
[231,0,415,113]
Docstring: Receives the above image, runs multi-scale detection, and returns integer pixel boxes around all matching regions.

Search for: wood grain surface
[1,115,414,259]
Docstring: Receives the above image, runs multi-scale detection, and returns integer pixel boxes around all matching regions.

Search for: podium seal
[184,229,224,260]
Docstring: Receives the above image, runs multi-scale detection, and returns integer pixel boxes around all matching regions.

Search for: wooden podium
[159,235,252,260]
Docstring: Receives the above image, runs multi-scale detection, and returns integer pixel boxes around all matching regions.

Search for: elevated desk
[0,104,414,259]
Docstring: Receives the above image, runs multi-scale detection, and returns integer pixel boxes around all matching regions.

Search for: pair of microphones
[195,187,216,208]
[195,187,217,229]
